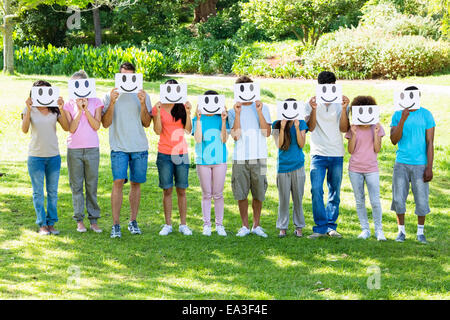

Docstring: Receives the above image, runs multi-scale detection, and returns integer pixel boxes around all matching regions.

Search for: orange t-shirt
[153,107,188,155]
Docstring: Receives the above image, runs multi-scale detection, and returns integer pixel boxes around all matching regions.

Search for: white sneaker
[159,224,173,236]
[236,226,250,237]
[375,230,387,241]
[251,226,268,238]
[216,225,227,236]
[358,229,371,239]
[202,225,212,236]
[179,224,192,236]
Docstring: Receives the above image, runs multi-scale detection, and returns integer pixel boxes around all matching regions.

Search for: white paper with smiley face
[277,101,305,121]
[234,83,260,103]
[68,79,96,100]
[31,86,60,107]
[160,84,187,104]
[394,90,420,111]
[198,95,225,115]
[316,84,343,104]
[115,73,143,94]
[352,105,379,125]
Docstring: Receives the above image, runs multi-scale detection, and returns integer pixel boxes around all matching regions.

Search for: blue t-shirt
[272,120,308,173]
[390,107,435,165]
[192,115,230,165]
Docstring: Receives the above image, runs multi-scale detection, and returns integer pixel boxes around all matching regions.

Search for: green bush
[303,27,450,79]
[12,45,168,80]
[197,5,242,40]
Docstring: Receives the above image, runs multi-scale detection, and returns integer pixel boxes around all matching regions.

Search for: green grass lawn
[0,73,449,300]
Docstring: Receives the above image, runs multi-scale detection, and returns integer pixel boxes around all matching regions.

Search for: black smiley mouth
[321,96,337,103]
[120,86,137,93]
[357,118,374,124]
[165,96,182,103]
[282,113,298,120]
[74,91,91,98]
[399,102,415,109]
[239,95,255,101]
[204,107,220,114]
[37,99,54,106]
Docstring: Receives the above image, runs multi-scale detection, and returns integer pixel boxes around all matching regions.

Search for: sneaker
[179,224,192,236]
[236,226,250,237]
[417,234,427,244]
[159,224,173,236]
[395,231,406,242]
[38,227,50,236]
[251,226,268,238]
[327,230,342,238]
[308,232,327,239]
[216,225,227,236]
[375,230,386,241]
[110,224,121,238]
[202,225,212,236]
[77,222,87,233]
[90,224,103,233]
[48,226,60,235]
[128,220,142,235]
[358,229,371,239]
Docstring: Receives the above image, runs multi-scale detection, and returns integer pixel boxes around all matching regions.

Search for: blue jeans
[27,155,61,227]
[310,155,343,234]
[156,152,189,189]
[111,150,148,183]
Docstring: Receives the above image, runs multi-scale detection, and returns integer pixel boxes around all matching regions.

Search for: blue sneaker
[395,231,406,242]
[128,220,141,235]
[110,224,121,238]
[417,234,427,244]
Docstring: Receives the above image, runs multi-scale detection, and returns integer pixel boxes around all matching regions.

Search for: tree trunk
[193,0,218,23]
[93,7,102,47]
[2,0,15,74]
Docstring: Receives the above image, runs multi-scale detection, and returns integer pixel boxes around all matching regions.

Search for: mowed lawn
[0,74,449,300]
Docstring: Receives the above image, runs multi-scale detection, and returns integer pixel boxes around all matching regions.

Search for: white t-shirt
[227,102,272,161]
[305,102,345,157]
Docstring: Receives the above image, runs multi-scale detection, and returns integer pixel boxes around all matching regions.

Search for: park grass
[0,73,449,300]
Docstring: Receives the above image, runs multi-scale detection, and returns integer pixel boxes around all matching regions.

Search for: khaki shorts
[231,159,268,201]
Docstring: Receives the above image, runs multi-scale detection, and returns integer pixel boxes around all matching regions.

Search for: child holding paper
[153,79,193,236]
[192,90,230,236]
[345,96,386,241]
[272,99,308,237]
[21,80,69,235]
[63,70,103,233]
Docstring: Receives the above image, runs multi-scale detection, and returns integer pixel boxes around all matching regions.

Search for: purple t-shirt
[345,125,385,173]
[64,98,104,149]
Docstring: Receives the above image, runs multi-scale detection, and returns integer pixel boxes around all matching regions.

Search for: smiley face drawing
[233,83,260,103]
[68,79,96,100]
[31,86,60,107]
[160,84,188,104]
[115,73,143,93]
[394,90,420,111]
[316,84,343,104]
[198,95,225,115]
[277,100,305,121]
[351,105,379,125]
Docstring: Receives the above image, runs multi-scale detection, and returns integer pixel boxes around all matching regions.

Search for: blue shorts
[156,152,189,189]
[111,150,148,184]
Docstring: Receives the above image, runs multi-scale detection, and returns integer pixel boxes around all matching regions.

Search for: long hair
[273,98,296,151]
[30,80,60,116]
[165,79,187,127]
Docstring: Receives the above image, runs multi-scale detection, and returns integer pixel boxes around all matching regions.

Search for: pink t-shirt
[63,98,104,149]
[345,125,385,173]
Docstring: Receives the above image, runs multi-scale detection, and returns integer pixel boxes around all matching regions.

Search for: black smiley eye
[85,80,89,88]
[409,92,414,99]
[283,103,288,110]
[48,88,53,96]
[369,107,373,114]
[249,84,254,91]
[38,88,43,96]
[322,86,326,93]
[240,85,244,92]
[177,85,181,93]
[205,97,209,104]
[122,75,126,83]
[293,102,297,110]
[359,107,363,115]
[132,75,136,83]
[332,86,336,93]
[400,92,405,100]
[167,86,171,93]
[75,81,79,89]
[214,96,219,104]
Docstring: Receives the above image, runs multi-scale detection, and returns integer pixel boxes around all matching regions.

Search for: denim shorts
[156,152,189,189]
[111,150,148,183]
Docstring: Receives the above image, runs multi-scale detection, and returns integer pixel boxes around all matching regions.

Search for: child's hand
[400,108,410,121]
[255,100,263,113]
[342,96,350,108]
[184,101,192,114]
[374,123,380,135]
[423,166,433,182]
[350,124,357,135]
[294,120,300,129]
[234,102,242,115]
[309,96,317,110]
[221,109,227,121]
[57,97,64,109]
[195,106,201,119]
[110,88,119,103]
[154,101,161,115]
[76,98,84,112]
[137,89,146,104]
[280,120,287,129]
[26,97,32,111]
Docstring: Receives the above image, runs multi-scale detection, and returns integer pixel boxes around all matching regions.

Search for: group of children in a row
[21,64,435,243]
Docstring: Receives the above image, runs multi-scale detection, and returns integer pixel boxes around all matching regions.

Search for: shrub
[12,45,168,80]
[197,5,242,40]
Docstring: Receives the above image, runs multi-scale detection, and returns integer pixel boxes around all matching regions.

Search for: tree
[241,0,366,45]
[188,0,218,23]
